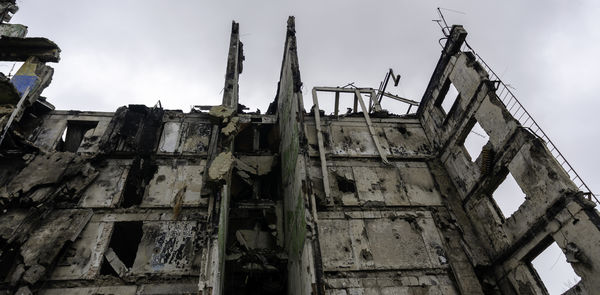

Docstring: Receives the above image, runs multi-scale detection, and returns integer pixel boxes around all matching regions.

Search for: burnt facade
[1,3,599,295]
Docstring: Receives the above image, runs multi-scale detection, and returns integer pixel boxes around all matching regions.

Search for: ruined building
[1,2,599,294]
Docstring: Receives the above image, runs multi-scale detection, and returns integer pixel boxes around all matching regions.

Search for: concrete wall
[418,25,600,294]
[304,114,484,294]
[31,111,113,153]
[0,106,212,294]
[276,17,316,295]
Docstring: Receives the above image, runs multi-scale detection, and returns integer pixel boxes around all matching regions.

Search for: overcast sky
[5,0,600,293]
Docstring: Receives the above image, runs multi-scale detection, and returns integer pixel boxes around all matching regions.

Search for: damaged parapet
[1,6,599,295]
[0,1,59,151]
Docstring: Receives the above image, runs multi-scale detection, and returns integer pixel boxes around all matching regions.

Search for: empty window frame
[435,79,460,116]
[531,241,581,295]
[492,171,527,219]
[311,90,372,116]
[319,91,338,115]
[121,158,157,208]
[327,91,361,116]
[462,119,490,162]
[57,120,98,152]
[100,221,143,276]
[157,121,182,153]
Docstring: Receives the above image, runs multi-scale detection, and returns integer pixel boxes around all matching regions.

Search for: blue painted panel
[10,75,38,96]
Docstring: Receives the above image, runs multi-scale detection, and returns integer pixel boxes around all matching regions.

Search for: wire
[469,130,488,139]
[549,250,562,270]
[438,7,467,15]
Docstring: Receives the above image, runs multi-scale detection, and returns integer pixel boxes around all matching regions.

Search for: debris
[9,264,25,286]
[0,73,19,105]
[235,224,273,250]
[479,143,494,175]
[0,23,28,38]
[20,209,93,277]
[21,264,45,285]
[121,156,158,207]
[0,2,19,23]
[208,151,234,182]
[104,248,128,277]
[0,103,15,132]
[15,286,32,295]
[0,152,99,206]
[208,105,234,121]
[0,37,61,62]
[236,156,276,176]
[235,157,256,175]
[172,185,187,220]
[98,105,164,155]
[236,170,253,185]
[102,221,143,274]
[565,242,585,264]
[10,57,54,110]
[221,116,239,137]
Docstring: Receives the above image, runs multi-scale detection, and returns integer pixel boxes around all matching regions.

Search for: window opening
[121,157,157,207]
[100,221,143,275]
[57,120,98,152]
[492,171,527,218]
[462,120,489,162]
[436,80,460,115]
[532,242,581,295]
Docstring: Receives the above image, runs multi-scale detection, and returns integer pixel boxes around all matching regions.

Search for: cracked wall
[0,105,209,294]
[417,25,600,294]
[304,113,483,294]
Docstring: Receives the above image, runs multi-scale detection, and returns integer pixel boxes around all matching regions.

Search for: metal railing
[436,10,598,204]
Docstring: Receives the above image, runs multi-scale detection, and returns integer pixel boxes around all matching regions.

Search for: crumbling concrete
[103,247,128,277]
[209,105,234,121]
[221,116,239,137]
[0,23,27,38]
[208,151,234,182]
[0,37,60,62]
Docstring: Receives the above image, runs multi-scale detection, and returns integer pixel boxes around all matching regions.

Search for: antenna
[375,68,401,107]
[434,7,466,37]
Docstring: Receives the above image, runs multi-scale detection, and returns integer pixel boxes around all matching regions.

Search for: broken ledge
[0,36,61,63]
